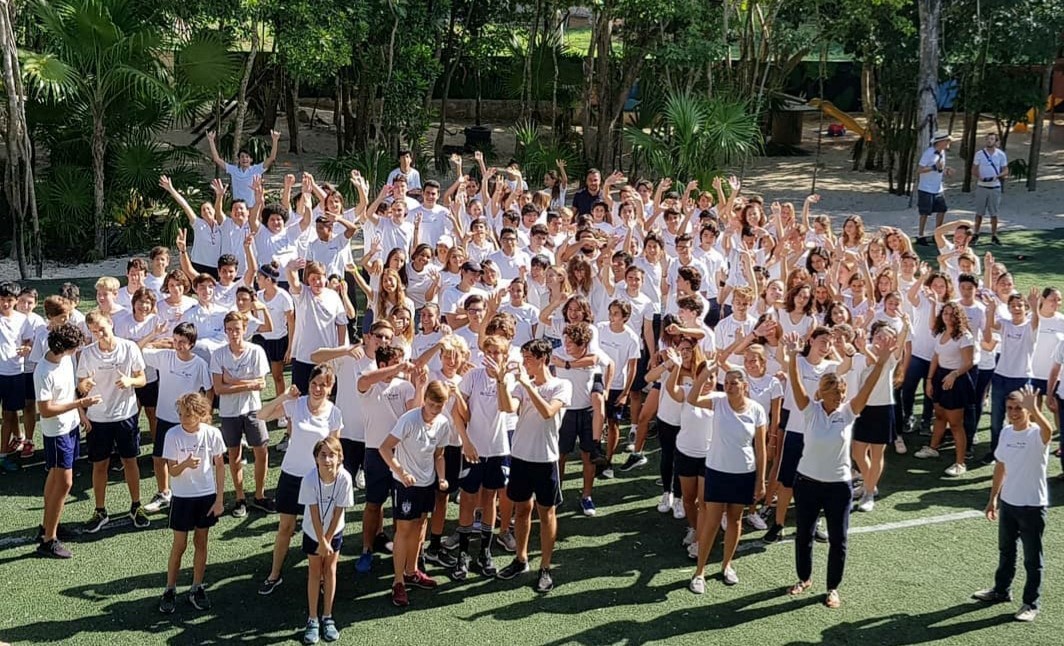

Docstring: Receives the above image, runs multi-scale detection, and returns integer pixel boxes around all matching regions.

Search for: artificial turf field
[1,229,1063,645]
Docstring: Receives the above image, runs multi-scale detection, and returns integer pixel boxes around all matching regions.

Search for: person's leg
[989,374,1007,454]
[362,503,382,553]
[121,456,142,506]
[680,476,700,531]
[934,210,945,232]
[928,405,948,449]
[865,444,886,494]
[537,504,558,569]
[92,459,109,509]
[628,391,643,448]
[167,531,189,589]
[775,486,793,527]
[824,482,852,591]
[918,214,929,239]
[695,502,725,578]
[307,554,322,618]
[42,468,74,541]
[900,358,928,429]
[392,519,415,584]
[228,446,245,501]
[658,422,678,495]
[793,478,819,585]
[605,418,620,465]
[993,502,1020,597]
[721,503,745,571]
[580,452,595,499]
[269,360,286,399]
[1,409,18,457]
[1018,506,1047,609]
[191,527,209,586]
[322,552,339,617]
[633,389,660,453]
[252,445,269,500]
[268,514,297,580]
[947,409,967,466]
[513,500,534,562]
[851,441,871,483]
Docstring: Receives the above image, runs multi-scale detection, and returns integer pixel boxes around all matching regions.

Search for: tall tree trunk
[1027,62,1053,191]
[334,77,343,156]
[916,0,941,148]
[232,27,260,155]
[284,76,301,159]
[255,63,281,135]
[92,109,108,258]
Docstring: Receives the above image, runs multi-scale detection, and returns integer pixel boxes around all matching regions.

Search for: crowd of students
[10,139,1059,643]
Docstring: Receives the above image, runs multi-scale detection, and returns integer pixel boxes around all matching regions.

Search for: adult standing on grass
[35,324,98,559]
[915,132,953,247]
[783,330,895,609]
[386,149,422,191]
[206,130,281,208]
[973,385,1052,623]
[971,132,1008,245]
[77,310,150,534]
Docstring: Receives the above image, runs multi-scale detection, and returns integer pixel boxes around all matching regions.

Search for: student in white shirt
[251,262,295,400]
[379,382,452,607]
[783,330,895,609]
[0,281,33,472]
[982,289,1039,464]
[78,310,149,533]
[257,364,344,596]
[596,300,641,478]
[158,393,226,614]
[35,324,98,559]
[386,149,423,190]
[974,385,1052,622]
[159,175,223,276]
[297,437,354,642]
[15,287,44,460]
[286,259,349,394]
[206,129,280,207]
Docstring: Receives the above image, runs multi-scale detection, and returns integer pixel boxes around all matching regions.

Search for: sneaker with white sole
[972,588,1012,603]
[687,542,699,560]
[580,497,597,517]
[945,463,967,477]
[143,491,172,514]
[496,530,517,552]
[894,436,907,454]
[354,469,366,490]
[914,446,939,459]
[620,452,648,471]
[277,417,288,429]
[856,494,875,512]
[1015,604,1039,622]
[689,575,706,595]
[682,527,696,546]
[656,492,673,513]
[852,485,879,500]
[744,513,768,531]
[671,498,686,519]
[722,565,739,586]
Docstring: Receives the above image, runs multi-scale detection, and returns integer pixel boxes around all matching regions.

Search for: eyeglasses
[467,308,486,314]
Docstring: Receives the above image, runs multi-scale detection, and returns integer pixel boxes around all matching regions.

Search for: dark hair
[530,223,549,237]
[375,345,403,366]
[521,338,554,360]
[608,299,632,320]
[126,258,148,273]
[258,262,281,281]
[217,254,238,270]
[173,322,198,344]
[47,323,84,354]
[784,284,814,316]
[0,282,20,299]
[18,287,38,300]
[149,246,169,260]
[261,203,288,224]
[677,265,703,292]
[677,295,704,317]
[700,221,720,238]
[801,326,833,357]
[131,287,157,307]
[612,251,634,268]
[675,233,694,247]
[500,227,518,241]
[59,282,80,302]
[424,179,441,190]
[308,363,336,386]
[531,254,551,269]
[957,273,979,287]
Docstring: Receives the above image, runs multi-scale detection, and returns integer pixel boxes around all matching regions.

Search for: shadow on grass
[783,601,1014,646]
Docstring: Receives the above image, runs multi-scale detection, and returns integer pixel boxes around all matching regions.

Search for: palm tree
[23,0,173,258]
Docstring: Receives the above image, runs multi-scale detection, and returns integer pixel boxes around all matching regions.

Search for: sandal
[788,580,812,596]
[825,589,841,608]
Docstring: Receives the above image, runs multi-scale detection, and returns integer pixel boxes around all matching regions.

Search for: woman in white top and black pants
[783,330,895,609]
[975,385,1052,622]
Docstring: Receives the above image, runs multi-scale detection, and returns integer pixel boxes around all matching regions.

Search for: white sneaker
[683,527,696,546]
[856,494,875,512]
[744,513,768,531]
[720,514,728,531]
[689,575,706,595]
[914,446,939,459]
[1015,604,1039,622]
[687,542,699,560]
[657,492,674,513]
[672,498,686,520]
[354,469,366,490]
[894,436,907,454]
[277,417,288,429]
[143,490,172,514]
[945,463,967,477]
[852,485,879,500]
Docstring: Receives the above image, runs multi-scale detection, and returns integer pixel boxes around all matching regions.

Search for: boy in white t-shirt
[158,393,226,614]
[596,301,641,479]
[0,281,33,472]
[35,324,98,559]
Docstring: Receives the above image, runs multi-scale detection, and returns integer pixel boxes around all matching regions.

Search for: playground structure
[808,98,871,140]
[1014,96,1064,133]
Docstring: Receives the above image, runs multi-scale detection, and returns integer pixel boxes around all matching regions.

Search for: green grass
[1,229,1063,645]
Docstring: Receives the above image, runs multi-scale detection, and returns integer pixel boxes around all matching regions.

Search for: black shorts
[340,438,366,482]
[22,372,34,402]
[169,494,219,532]
[605,389,627,421]
[135,380,159,408]
[776,431,805,488]
[0,373,24,411]
[191,262,219,279]
[632,348,651,393]
[559,407,595,454]
[252,335,288,364]
[674,450,705,478]
[364,449,393,505]
[153,419,179,458]
[459,455,507,493]
[852,404,895,445]
[932,367,975,411]
[442,445,461,494]
[704,468,755,505]
[392,482,436,521]
[506,458,562,507]
[291,360,315,395]
[302,532,343,556]
[275,470,304,516]
[87,415,140,462]
[917,190,948,216]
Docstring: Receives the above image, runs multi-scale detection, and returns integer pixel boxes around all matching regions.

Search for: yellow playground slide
[1013,96,1063,133]
[808,99,871,140]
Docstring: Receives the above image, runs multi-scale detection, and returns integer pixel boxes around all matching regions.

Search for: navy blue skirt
[932,367,975,411]
[703,467,756,505]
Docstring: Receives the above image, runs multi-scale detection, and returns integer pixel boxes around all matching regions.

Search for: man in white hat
[916,132,954,246]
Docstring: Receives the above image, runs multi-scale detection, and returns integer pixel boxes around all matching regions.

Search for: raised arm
[850,334,897,414]
[205,131,226,170]
[159,176,198,227]
[784,333,810,412]
[262,130,281,171]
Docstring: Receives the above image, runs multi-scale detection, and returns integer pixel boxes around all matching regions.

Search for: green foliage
[316,148,391,203]
[510,121,585,184]
[624,91,762,185]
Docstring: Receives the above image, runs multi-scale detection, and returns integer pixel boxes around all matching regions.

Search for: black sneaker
[373,532,394,554]
[84,510,109,534]
[35,524,78,543]
[970,233,981,245]
[619,453,648,472]
[258,576,283,596]
[763,523,784,544]
[424,545,458,569]
[36,539,72,559]
[130,505,151,529]
[159,588,176,614]
[992,235,1002,245]
[449,552,471,581]
[981,452,996,466]
[476,551,497,577]
[535,568,554,593]
[231,500,248,518]
[497,558,529,580]
[589,445,608,466]
[189,586,211,611]
[251,497,277,514]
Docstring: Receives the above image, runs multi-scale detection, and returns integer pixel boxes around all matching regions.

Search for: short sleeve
[338,471,355,507]
[162,433,180,462]
[208,428,227,457]
[753,402,767,427]
[35,371,54,404]
[209,349,223,375]
[225,163,239,176]
[142,348,162,370]
[282,398,298,420]
[554,380,573,407]
[460,372,474,398]
[329,405,344,434]
[298,472,317,506]
[197,360,213,392]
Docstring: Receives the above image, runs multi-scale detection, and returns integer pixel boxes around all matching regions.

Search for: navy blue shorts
[392,482,436,521]
[853,404,895,445]
[674,449,705,478]
[459,455,507,493]
[276,470,304,516]
[605,389,627,421]
[0,373,24,411]
[917,190,948,216]
[44,427,80,470]
[340,438,366,483]
[364,449,393,505]
[704,467,756,505]
[135,380,159,408]
[506,457,562,506]
[22,372,34,402]
[252,334,289,364]
[291,360,315,396]
[302,531,343,556]
[169,494,219,532]
[442,445,461,494]
[153,419,179,458]
[559,407,595,454]
[87,415,140,462]
[776,431,805,488]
